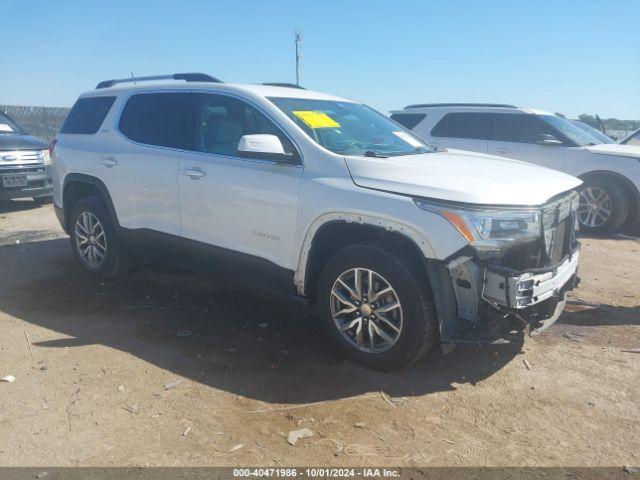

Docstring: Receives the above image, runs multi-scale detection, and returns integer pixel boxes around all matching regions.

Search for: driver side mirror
[537,134,563,146]
[237,134,299,164]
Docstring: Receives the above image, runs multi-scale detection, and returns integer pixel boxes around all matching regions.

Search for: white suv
[391,104,640,233]
[52,74,582,370]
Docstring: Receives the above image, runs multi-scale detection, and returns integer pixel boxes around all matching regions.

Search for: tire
[33,196,53,205]
[69,195,131,279]
[577,178,629,234]
[316,242,436,371]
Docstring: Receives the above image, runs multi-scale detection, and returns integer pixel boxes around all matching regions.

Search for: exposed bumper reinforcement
[482,250,580,309]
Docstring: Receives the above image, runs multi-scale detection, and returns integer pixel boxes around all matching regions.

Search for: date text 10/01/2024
[232,468,401,478]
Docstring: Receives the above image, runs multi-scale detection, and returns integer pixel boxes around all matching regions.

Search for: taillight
[49,138,58,157]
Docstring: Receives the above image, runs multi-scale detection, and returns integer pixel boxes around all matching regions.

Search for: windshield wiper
[364,150,389,158]
[390,147,433,156]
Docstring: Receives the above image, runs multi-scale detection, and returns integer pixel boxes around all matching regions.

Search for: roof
[80,74,353,103]
[405,102,517,109]
[390,104,554,116]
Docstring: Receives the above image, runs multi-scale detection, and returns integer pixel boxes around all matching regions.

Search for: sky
[2,0,639,118]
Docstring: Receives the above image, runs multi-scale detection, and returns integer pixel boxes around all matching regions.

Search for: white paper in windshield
[0,124,14,132]
[393,131,424,148]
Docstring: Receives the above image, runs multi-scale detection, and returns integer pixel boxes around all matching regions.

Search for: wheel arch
[578,170,640,220]
[295,213,437,301]
[62,174,119,233]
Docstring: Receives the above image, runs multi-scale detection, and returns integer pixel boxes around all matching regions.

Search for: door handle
[183,168,206,179]
[495,148,511,155]
[100,157,118,167]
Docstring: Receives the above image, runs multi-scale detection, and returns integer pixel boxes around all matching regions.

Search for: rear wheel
[577,178,629,233]
[69,196,131,278]
[316,242,436,371]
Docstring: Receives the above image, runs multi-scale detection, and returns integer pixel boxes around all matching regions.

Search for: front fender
[293,210,456,295]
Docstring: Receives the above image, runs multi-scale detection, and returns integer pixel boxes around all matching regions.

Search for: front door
[488,113,566,171]
[178,93,303,290]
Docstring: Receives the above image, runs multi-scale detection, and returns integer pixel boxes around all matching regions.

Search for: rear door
[488,113,566,170]
[428,112,492,153]
[115,92,187,235]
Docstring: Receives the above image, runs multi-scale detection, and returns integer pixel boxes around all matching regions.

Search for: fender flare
[293,211,438,295]
[62,173,120,230]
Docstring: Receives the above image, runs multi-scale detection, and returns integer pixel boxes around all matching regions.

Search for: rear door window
[431,113,493,140]
[60,96,116,134]
[494,113,555,144]
[390,113,426,130]
[118,93,188,149]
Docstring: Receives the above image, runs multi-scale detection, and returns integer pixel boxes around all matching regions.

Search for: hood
[345,149,582,206]
[585,143,640,159]
[0,133,48,151]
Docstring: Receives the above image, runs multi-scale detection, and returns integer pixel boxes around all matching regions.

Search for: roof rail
[404,103,517,109]
[262,82,306,90]
[95,73,223,89]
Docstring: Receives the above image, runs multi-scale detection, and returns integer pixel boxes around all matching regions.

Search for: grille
[491,192,578,270]
[0,150,44,168]
[541,192,578,265]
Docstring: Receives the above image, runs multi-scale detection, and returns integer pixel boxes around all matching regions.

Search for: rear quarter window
[60,96,116,134]
[118,93,188,149]
[390,113,426,130]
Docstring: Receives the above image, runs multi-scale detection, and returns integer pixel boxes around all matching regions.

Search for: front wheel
[577,178,629,234]
[316,242,436,371]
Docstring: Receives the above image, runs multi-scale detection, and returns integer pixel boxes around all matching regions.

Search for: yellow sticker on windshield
[292,110,340,129]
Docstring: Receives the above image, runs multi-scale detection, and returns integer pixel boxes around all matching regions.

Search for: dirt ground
[0,200,638,468]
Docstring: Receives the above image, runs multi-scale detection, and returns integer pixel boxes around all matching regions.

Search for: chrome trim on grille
[541,192,578,262]
[0,150,44,168]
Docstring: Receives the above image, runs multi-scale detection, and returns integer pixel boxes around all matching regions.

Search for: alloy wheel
[330,268,403,353]
[74,211,108,268]
[578,187,612,229]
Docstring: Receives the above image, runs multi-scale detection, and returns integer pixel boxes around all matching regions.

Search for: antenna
[295,30,302,86]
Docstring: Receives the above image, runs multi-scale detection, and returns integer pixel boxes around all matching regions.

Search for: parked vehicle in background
[52,74,582,370]
[0,111,53,204]
[571,120,615,144]
[620,128,640,147]
[391,104,640,233]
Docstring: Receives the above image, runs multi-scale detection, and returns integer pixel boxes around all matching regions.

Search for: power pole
[295,30,302,86]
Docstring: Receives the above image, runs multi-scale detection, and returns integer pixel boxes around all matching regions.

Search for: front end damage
[426,192,580,346]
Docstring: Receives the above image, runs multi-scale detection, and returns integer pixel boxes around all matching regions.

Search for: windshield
[0,112,24,134]
[571,120,615,144]
[540,115,602,146]
[269,97,431,157]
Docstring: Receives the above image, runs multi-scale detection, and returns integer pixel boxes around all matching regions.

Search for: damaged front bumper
[482,250,580,335]
[427,245,580,346]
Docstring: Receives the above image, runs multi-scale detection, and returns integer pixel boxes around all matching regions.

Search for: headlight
[414,199,541,255]
[41,149,51,165]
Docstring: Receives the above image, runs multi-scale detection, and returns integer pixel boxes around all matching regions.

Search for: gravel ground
[0,200,638,467]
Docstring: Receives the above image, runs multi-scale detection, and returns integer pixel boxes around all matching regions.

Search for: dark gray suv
[0,111,53,203]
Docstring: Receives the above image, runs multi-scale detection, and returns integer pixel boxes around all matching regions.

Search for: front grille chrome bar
[0,150,44,168]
